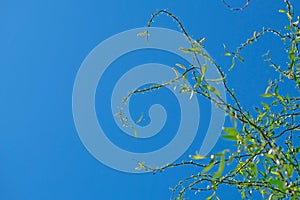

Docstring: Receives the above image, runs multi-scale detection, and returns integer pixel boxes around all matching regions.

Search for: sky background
[0,0,298,199]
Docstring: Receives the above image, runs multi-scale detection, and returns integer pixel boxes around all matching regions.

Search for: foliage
[118,0,300,199]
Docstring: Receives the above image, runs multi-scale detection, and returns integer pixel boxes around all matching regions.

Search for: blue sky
[0,0,297,199]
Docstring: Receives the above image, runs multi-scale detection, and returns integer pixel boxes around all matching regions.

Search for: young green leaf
[261,102,270,111]
[223,127,238,136]
[221,134,238,141]
[236,54,245,62]
[222,127,238,141]
[206,191,216,200]
[202,156,216,173]
[224,52,231,56]
[134,113,144,124]
[201,63,208,79]
[213,154,225,179]
[190,154,206,160]
[229,57,235,71]
[261,93,274,98]
[172,67,179,77]
[203,85,221,97]
[176,63,187,70]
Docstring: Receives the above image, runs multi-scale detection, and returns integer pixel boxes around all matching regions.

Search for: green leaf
[276,95,284,103]
[203,85,221,97]
[133,128,138,138]
[229,57,235,71]
[236,54,245,62]
[206,77,225,83]
[196,75,202,87]
[183,74,187,84]
[213,154,225,179]
[175,63,187,70]
[274,85,279,95]
[259,170,267,178]
[224,52,231,56]
[223,127,238,136]
[172,67,179,77]
[286,164,294,177]
[285,25,292,30]
[221,134,238,141]
[270,179,284,190]
[137,31,148,36]
[241,190,246,199]
[265,153,275,160]
[179,47,201,54]
[261,93,274,98]
[286,12,292,21]
[201,63,208,79]
[134,113,144,124]
[206,191,216,200]
[190,154,206,160]
[135,162,145,171]
[261,102,270,111]
[250,164,258,176]
[202,156,216,173]
[222,127,238,141]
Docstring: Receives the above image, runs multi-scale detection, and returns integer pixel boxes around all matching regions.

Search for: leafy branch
[117,0,299,199]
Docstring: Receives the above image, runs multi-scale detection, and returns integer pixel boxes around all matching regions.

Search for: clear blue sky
[0,0,297,199]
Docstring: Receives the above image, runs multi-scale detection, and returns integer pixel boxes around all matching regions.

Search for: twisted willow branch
[221,0,251,11]
[118,0,299,199]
